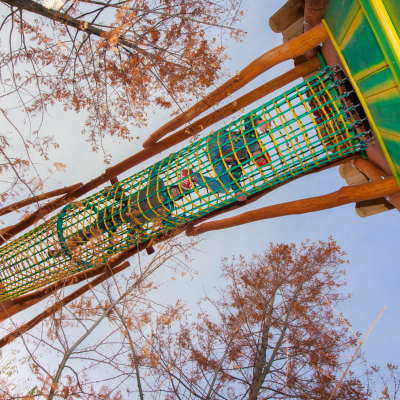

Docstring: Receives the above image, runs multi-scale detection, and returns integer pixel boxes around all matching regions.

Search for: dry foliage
[0,0,244,209]
[144,238,369,399]
[0,237,394,398]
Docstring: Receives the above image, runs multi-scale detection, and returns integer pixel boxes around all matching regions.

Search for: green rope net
[0,65,370,302]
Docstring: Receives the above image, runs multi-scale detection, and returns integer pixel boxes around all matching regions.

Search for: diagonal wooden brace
[143,23,328,147]
[0,58,322,246]
[186,176,400,236]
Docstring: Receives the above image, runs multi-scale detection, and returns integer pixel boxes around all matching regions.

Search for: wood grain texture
[269,0,304,33]
[352,157,400,211]
[186,176,399,236]
[355,197,394,217]
[185,154,359,230]
[0,59,320,246]
[142,23,328,148]
[304,0,328,59]
[0,183,82,217]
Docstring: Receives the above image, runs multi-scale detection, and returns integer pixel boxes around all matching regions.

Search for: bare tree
[365,364,400,400]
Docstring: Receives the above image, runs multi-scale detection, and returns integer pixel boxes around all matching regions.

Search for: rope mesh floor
[0,65,370,302]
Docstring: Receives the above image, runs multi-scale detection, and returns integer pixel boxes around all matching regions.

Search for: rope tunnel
[0,65,372,302]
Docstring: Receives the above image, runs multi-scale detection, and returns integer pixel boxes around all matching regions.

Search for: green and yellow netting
[0,65,370,302]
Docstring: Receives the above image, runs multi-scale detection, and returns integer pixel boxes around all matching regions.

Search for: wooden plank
[355,198,394,217]
[359,0,400,92]
[340,8,388,82]
[358,66,398,98]
[339,160,395,217]
[371,131,400,180]
[351,157,400,211]
[324,0,361,45]
[382,0,400,35]
[186,177,400,236]
[366,86,400,136]
[339,162,369,186]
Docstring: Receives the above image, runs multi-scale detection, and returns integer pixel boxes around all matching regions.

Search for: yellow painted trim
[367,0,400,78]
[322,19,400,188]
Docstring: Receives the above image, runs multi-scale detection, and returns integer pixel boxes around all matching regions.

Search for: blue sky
[1,0,399,375]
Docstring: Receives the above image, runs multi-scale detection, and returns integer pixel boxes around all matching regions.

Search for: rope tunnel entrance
[0,65,372,302]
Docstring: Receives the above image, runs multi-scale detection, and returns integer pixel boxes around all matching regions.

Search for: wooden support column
[304,0,328,59]
[143,23,328,148]
[187,177,400,236]
[0,59,320,246]
[0,182,82,217]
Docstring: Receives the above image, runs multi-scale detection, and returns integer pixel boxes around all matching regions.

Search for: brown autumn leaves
[0,237,383,398]
[0,0,244,206]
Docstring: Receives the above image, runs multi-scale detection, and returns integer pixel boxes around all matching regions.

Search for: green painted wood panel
[358,66,398,98]
[324,0,361,45]
[366,87,400,137]
[382,0,400,36]
[340,9,388,82]
[323,0,400,186]
[380,131,400,176]
[360,0,400,96]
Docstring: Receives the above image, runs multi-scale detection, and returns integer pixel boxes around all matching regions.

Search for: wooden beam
[304,0,328,59]
[0,59,320,245]
[186,176,400,236]
[0,260,131,350]
[269,0,304,34]
[187,154,358,229]
[142,23,328,148]
[0,233,159,323]
[0,251,134,323]
[351,158,400,211]
[0,223,189,345]
[0,183,82,217]
[0,156,358,322]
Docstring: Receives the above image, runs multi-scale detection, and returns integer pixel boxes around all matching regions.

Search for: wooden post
[0,182,82,217]
[0,59,321,245]
[142,23,328,148]
[304,0,328,59]
[145,246,155,255]
[186,177,400,236]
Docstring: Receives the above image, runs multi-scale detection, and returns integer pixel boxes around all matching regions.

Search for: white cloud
[42,0,64,10]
